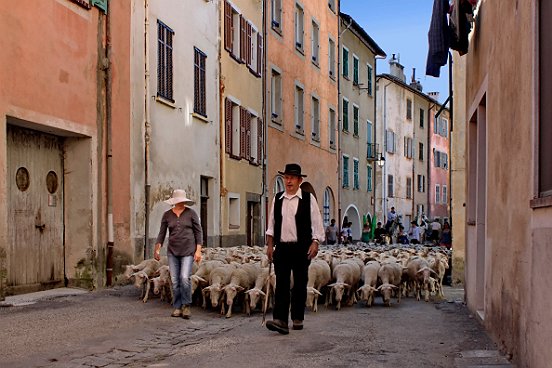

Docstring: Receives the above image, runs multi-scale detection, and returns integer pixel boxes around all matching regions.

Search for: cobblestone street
[0,286,513,368]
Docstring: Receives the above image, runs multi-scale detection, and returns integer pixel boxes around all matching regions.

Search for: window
[540,0,552,197]
[367,165,372,192]
[419,142,424,160]
[417,174,425,192]
[420,108,425,128]
[274,176,284,194]
[342,156,349,188]
[271,68,282,122]
[406,177,412,199]
[406,98,412,120]
[295,4,304,51]
[157,20,174,102]
[435,184,441,203]
[367,121,373,157]
[194,47,207,117]
[388,175,394,197]
[229,194,240,229]
[342,47,349,78]
[386,129,396,153]
[353,159,359,189]
[329,108,336,149]
[239,107,250,159]
[247,26,263,77]
[311,96,320,141]
[367,64,373,96]
[295,84,304,133]
[225,98,238,157]
[404,137,413,158]
[434,114,449,137]
[434,150,448,169]
[342,98,349,132]
[311,20,319,65]
[223,2,242,60]
[442,185,448,204]
[353,55,359,85]
[353,105,359,136]
[329,38,336,78]
[323,188,331,226]
[271,0,282,31]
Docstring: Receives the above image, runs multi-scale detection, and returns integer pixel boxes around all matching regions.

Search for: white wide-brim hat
[164,189,195,206]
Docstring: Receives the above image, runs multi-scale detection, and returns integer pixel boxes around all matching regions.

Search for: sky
[340,0,450,104]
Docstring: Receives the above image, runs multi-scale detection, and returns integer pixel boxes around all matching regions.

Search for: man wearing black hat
[265,163,325,335]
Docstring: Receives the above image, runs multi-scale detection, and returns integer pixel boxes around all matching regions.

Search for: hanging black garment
[426,0,450,77]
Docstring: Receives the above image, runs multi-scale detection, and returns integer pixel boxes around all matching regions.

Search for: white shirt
[266,189,325,243]
[409,226,421,241]
[431,221,442,231]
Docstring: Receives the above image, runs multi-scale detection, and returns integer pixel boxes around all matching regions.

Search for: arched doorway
[343,205,361,240]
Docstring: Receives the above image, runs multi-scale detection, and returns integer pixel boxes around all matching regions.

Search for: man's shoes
[171,308,182,317]
[292,320,303,330]
[181,305,191,319]
[266,319,289,335]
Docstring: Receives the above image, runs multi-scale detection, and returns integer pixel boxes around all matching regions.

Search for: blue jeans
[167,254,194,309]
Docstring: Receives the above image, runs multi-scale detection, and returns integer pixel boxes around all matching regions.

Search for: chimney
[389,53,406,82]
[428,91,440,101]
[410,68,423,92]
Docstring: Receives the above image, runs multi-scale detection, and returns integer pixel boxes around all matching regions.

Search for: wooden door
[7,126,64,291]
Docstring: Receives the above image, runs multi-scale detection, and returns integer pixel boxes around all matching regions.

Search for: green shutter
[91,0,108,13]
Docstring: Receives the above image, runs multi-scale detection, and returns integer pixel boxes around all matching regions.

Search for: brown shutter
[246,22,252,66]
[257,118,263,165]
[225,99,233,154]
[240,16,246,63]
[240,107,247,158]
[257,33,263,77]
[245,113,251,161]
[224,1,232,52]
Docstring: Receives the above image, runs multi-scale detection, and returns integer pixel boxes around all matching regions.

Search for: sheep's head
[328,282,349,303]
[245,288,265,309]
[377,283,398,306]
[357,285,376,304]
[132,271,148,288]
[223,284,244,306]
[306,287,322,309]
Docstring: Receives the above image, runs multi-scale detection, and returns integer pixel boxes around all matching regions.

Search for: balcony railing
[367,143,379,160]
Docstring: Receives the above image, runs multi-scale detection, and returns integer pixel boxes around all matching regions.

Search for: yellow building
[220,0,264,246]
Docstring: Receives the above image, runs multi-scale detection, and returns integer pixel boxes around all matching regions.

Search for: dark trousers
[272,242,311,323]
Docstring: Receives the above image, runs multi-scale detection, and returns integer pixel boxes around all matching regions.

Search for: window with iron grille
[342,156,349,188]
[388,175,394,197]
[323,188,331,227]
[353,159,359,189]
[157,20,174,102]
[194,47,207,117]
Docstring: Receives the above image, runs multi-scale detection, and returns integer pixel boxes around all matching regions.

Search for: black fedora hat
[278,163,307,177]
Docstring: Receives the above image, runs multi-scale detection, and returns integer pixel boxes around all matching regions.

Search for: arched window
[323,187,332,227]
[273,176,284,195]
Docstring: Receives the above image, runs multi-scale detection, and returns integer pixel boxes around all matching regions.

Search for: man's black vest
[273,191,312,245]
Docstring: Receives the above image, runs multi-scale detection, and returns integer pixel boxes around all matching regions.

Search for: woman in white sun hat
[154,189,203,319]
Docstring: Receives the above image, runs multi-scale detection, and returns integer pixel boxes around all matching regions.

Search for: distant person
[397,225,409,244]
[374,222,386,244]
[325,219,338,244]
[431,219,442,243]
[385,207,397,233]
[409,221,422,244]
[361,222,371,243]
[341,222,352,245]
[440,222,452,248]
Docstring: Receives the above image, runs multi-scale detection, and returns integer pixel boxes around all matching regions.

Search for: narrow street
[0,286,513,368]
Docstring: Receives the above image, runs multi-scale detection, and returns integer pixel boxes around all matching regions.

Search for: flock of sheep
[123,242,451,318]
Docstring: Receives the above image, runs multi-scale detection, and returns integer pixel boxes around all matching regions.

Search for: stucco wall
[266,0,339,227]
[429,107,450,220]
[464,1,552,367]
[131,0,220,256]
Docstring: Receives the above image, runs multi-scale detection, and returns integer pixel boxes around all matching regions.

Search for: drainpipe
[337,17,352,232]
[105,5,114,286]
[262,0,268,238]
[218,0,225,247]
[144,0,151,259]
[381,78,392,223]
[372,55,384,221]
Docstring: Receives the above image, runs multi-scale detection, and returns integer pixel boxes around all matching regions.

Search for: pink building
[428,100,450,221]
[0,0,131,296]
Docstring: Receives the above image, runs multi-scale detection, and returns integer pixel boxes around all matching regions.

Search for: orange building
[0,0,131,296]
[265,0,339,226]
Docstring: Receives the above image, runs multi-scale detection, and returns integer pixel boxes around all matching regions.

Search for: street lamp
[376,153,385,168]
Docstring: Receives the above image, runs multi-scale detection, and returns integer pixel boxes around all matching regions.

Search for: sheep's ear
[327,283,336,288]
[236,286,244,292]
[376,285,382,291]
[314,289,322,296]
[259,290,266,297]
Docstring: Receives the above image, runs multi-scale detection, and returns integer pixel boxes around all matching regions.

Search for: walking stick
[261,261,272,326]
